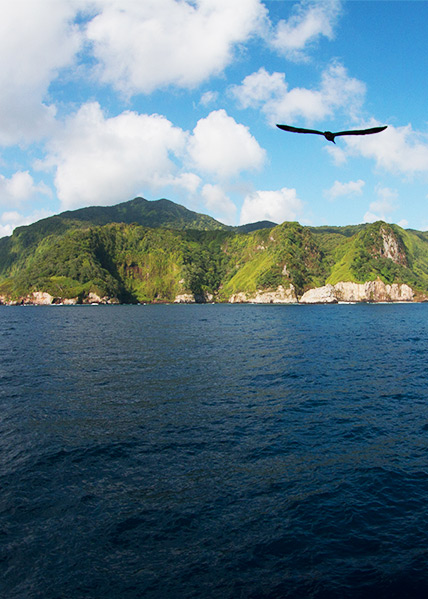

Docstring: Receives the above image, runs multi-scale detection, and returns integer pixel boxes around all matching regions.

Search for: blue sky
[1,0,428,237]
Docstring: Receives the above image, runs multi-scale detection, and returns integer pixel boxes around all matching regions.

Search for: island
[1,197,427,305]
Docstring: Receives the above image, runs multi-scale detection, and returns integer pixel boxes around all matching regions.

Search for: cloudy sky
[1,0,428,237]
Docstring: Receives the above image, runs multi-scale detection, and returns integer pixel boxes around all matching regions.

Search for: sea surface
[1,303,428,598]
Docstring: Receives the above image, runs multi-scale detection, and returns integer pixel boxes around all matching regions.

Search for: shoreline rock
[300,280,415,304]
[0,280,426,305]
[0,291,120,306]
[174,293,196,303]
[229,284,298,304]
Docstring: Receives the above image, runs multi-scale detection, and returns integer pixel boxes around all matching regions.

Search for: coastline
[1,278,427,306]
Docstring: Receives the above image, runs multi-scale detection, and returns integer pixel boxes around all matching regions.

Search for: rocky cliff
[0,291,120,306]
[228,285,297,304]
[300,280,414,304]
[172,280,418,305]
[1,280,421,305]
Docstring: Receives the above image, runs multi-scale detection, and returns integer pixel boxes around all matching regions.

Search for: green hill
[0,197,229,266]
[57,196,230,230]
[1,197,428,304]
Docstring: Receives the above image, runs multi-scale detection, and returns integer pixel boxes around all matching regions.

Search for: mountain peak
[57,196,229,231]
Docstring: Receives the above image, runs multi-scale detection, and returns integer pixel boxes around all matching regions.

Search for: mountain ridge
[1,197,427,304]
[55,197,231,231]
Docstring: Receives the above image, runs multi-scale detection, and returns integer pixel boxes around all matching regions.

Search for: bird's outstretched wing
[276,124,325,136]
[333,126,388,137]
[276,124,388,143]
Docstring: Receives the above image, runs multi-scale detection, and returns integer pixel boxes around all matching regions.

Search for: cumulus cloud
[0,171,51,207]
[39,102,190,210]
[364,186,398,223]
[0,208,53,238]
[324,179,365,200]
[240,187,304,225]
[344,124,428,175]
[232,62,366,125]
[36,103,265,211]
[231,68,286,109]
[169,172,201,194]
[0,0,268,147]
[270,0,342,61]
[0,0,83,145]
[188,110,266,179]
[86,0,267,95]
[201,183,236,223]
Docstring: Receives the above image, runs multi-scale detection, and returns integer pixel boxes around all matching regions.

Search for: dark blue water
[1,304,428,599]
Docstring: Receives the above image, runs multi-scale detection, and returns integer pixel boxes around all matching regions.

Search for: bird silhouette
[276,124,387,143]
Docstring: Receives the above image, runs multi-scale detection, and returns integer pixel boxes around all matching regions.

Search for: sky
[1,0,428,237]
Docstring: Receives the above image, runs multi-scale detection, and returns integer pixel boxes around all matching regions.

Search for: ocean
[1,303,428,598]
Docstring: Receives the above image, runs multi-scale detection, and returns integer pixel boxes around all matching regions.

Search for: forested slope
[1,198,427,304]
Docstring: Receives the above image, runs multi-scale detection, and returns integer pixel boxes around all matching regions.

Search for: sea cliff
[0,291,120,306]
[299,280,415,304]
[2,279,422,305]
[228,285,298,304]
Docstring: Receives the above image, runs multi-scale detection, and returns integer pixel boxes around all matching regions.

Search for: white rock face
[62,298,78,305]
[229,284,297,304]
[228,292,248,303]
[88,292,102,303]
[300,280,414,303]
[334,280,413,302]
[380,226,405,264]
[387,283,414,301]
[30,291,54,305]
[82,292,119,304]
[174,293,196,303]
[299,285,337,304]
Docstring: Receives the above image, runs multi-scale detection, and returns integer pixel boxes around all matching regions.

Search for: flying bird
[276,124,388,143]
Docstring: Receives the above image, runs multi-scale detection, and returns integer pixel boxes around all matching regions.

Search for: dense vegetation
[1,197,428,303]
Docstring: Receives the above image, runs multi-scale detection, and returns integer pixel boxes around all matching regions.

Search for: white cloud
[232,62,365,125]
[0,171,51,207]
[39,104,265,210]
[169,173,201,194]
[0,0,269,146]
[199,91,219,107]
[345,124,428,175]
[324,179,365,200]
[240,187,303,225]
[0,225,12,238]
[36,103,266,211]
[231,68,286,109]
[0,208,53,238]
[188,110,266,179]
[270,0,342,61]
[363,186,398,223]
[201,183,236,224]
[325,144,347,165]
[39,102,190,210]
[0,0,83,145]
[86,0,267,95]
[0,210,21,237]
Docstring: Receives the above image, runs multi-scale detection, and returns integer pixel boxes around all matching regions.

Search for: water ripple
[1,304,428,598]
